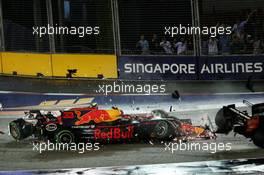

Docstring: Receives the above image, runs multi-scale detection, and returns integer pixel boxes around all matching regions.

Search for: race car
[215,100,264,148]
[9,104,214,144]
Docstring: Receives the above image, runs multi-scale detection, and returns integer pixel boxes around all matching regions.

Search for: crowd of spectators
[136,34,192,55]
[135,8,264,56]
[202,9,264,56]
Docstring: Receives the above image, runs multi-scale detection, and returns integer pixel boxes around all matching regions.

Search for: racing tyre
[55,130,75,144]
[215,108,232,134]
[153,121,172,140]
[252,128,264,148]
[9,119,33,140]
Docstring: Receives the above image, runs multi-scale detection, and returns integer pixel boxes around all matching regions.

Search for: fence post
[111,0,121,56]
[0,0,5,52]
[46,0,55,53]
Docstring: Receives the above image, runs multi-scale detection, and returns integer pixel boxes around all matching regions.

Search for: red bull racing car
[9,104,214,144]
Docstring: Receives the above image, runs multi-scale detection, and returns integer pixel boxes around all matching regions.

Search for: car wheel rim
[10,125,19,139]
[156,122,168,137]
[59,133,73,144]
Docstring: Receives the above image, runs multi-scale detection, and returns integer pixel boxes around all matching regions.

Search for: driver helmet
[91,102,98,108]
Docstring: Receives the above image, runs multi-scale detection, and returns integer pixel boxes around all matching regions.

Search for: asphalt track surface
[1,75,264,94]
[0,76,264,171]
[2,158,264,174]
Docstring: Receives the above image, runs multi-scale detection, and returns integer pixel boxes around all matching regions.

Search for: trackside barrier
[0,52,118,78]
[1,52,263,80]
[118,56,264,80]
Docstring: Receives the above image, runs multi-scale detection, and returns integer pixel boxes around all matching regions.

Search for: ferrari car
[9,104,214,144]
[215,100,264,148]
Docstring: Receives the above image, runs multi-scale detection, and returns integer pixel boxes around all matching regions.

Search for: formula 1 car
[215,100,264,148]
[9,104,214,144]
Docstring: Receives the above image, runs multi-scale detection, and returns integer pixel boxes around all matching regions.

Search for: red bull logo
[75,109,122,125]
[94,126,134,139]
